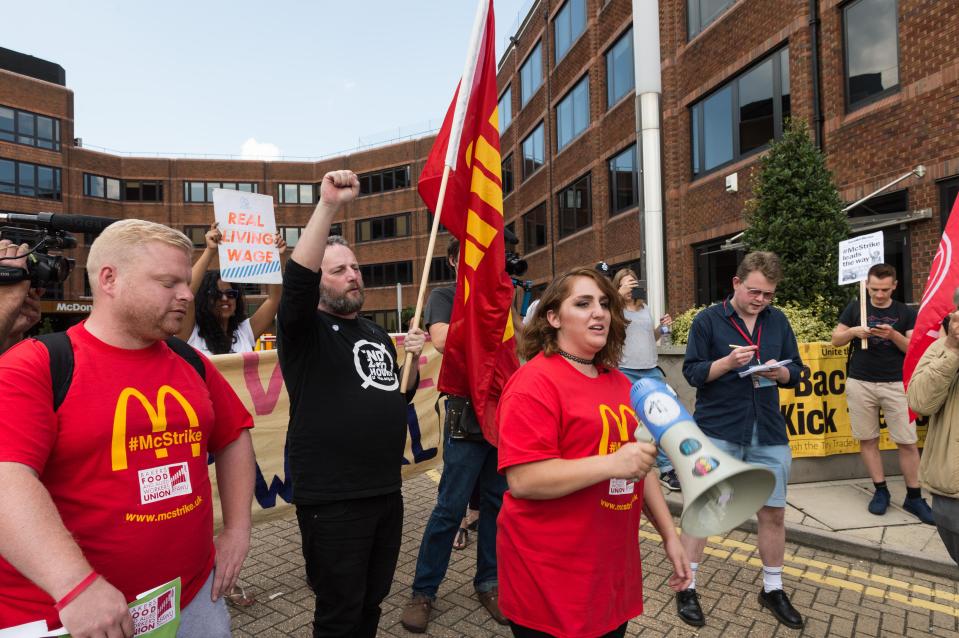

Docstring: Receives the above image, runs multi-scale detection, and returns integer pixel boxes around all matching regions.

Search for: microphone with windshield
[0,212,118,234]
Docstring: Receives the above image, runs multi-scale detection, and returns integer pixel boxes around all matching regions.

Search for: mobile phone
[631,287,645,301]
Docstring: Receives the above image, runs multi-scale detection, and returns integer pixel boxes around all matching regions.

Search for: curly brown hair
[520,267,627,367]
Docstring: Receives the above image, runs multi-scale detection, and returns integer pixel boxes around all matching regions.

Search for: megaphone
[629,378,775,537]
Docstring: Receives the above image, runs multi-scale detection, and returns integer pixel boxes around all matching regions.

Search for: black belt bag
[444,395,486,442]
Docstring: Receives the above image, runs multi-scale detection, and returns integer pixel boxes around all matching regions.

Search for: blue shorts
[707,428,791,508]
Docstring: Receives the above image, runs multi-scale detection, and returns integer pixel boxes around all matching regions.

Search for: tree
[743,119,850,324]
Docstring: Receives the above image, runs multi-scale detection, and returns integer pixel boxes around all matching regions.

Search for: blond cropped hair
[87,219,193,291]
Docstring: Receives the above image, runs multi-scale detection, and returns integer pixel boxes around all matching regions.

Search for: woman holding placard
[177,222,286,356]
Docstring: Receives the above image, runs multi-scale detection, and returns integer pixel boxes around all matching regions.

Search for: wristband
[54,571,99,612]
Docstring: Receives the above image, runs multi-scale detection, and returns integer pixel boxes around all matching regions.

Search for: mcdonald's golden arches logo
[111,385,201,471]
[599,403,640,456]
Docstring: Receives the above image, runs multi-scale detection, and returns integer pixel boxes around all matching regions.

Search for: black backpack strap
[164,336,206,381]
[35,332,74,412]
[34,333,205,412]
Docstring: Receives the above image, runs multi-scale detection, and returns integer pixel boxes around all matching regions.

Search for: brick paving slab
[230,473,959,637]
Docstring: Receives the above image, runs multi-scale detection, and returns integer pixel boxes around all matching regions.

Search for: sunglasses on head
[217,289,239,300]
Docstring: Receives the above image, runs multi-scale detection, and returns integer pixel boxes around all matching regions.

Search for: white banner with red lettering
[207,339,443,527]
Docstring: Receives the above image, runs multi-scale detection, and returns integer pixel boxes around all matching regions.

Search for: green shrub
[670,305,707,345]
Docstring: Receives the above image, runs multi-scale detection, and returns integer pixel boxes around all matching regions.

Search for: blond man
[0,220,254,637]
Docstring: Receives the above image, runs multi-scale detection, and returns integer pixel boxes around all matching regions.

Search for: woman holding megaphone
[495,267,691,638]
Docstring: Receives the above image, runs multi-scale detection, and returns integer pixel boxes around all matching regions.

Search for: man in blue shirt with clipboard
[677,251,804,630]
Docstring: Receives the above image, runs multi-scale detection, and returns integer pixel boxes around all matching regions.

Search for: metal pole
[632,0,665,323]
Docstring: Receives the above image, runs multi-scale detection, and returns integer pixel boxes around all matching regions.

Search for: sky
[5,0,532,160]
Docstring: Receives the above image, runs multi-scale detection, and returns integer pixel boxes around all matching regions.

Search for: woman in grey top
[612,267,679,491]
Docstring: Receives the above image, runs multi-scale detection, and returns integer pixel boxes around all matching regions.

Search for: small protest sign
[838,231,884,285]
[213,189,282,284]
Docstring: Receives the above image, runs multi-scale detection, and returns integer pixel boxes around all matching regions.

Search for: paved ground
[230,472,959,637]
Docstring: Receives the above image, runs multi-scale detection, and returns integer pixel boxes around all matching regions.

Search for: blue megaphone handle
[629,377,693,444]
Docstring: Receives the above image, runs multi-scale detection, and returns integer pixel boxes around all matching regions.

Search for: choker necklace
[557,349,595,365]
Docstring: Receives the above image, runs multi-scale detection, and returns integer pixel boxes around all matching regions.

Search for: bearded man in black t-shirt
[277,170,426,638]
[831,263,932,524]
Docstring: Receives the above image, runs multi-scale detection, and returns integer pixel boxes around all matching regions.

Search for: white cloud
[344,80,357,91]
[240,138,281,161]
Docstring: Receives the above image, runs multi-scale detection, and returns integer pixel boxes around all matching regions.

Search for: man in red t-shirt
[0,220,254,637]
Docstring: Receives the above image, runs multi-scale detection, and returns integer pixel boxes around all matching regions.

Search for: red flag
[418,0,518,446]
[903,194,959,415]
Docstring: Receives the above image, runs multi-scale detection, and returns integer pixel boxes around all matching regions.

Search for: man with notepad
[679,251,804,630]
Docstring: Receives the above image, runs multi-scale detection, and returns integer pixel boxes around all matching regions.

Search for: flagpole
[401,164,453,392]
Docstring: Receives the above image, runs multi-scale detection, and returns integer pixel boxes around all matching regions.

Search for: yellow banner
[780,342,927,457]
[207,340,443,526]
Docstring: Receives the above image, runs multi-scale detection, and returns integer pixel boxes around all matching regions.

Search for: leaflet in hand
[738,359,792,378]
[0,578,184,638]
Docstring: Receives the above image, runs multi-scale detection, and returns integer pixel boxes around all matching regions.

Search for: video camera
[503,227,528,277]
[0,212,117,288]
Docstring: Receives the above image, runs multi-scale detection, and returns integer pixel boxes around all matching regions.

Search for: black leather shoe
[758,589,804,629]
[675,588,705,627]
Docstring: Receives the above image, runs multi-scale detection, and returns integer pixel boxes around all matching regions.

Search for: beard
[320,282,365,315]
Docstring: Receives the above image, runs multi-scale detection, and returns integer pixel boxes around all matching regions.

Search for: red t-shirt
[496,353,645,638]
[0,323,253,628]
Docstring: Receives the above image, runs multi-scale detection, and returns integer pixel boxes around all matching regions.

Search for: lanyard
[724,300,762,353]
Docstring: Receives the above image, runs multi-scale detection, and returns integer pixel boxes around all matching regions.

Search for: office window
[554,0,587,63]
[360,261,413,287]
[688,0,734,39]
[358,165,411,196]
[278,183,314,204]
[426,211,449,233]
[940,176,959,230]
[0,105,60,151]
[106,178,121,201]
[523,204,548,253]
[502,154,514,196]
[86,174,161,202]
[556,76,590,151]
[275,226,302,248]
[330,223,343,237]
[183,181,258,203]
[520,41,543,106]
[690,47,790,177]
[184,226,207,247]
[123,180,164,202]
[0,159,61,200]
[356,212,411,242]
[429,256,456,282]
[609,145,639,216]
[498,87,513,133]
[607,28,635,108]
[844,0,899,110]
[695,236,743,306]
[521,123,545,180]
[557,174,591,238]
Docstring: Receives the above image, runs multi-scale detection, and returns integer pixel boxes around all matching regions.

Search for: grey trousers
[177,570,232,637]
[932,495,959,567]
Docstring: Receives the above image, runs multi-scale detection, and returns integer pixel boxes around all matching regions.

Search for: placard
[212,189,282,284]
[838,231,884,285]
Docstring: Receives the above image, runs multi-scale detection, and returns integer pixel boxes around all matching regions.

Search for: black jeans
[296,492,403,638]
[509,621,629,638]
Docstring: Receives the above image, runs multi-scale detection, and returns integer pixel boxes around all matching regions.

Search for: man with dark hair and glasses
[678,251,805,630]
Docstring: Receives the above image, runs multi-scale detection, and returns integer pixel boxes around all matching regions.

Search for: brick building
[661,0,959,308]
[2,0,958,331]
